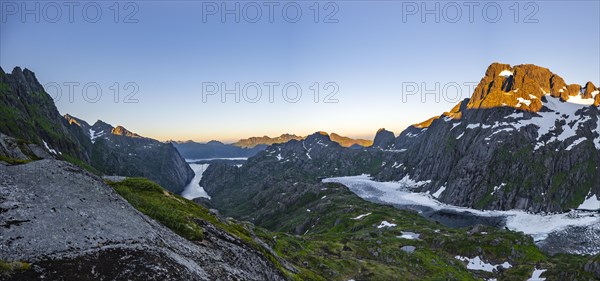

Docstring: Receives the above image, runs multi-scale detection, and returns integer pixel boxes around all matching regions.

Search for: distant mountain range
[174,133,373,159]
[232,133,304,148]
[0,67,193,193]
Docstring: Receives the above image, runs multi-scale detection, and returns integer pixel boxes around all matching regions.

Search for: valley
[1,63,600,280]
[2,2,599,279]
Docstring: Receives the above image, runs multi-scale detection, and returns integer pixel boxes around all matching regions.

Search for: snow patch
[352,213,371,220]
[454,256,512,272]
[499,70,513,77]
[489,96,594,150]
[578,191,600,210]
[566,94,595,106]
[456,132,465,140]
[42,140,58,155]
[491,183,506,195]
[451,122,462,130]
[398,231,420,240]
[527,268,547,281]
[432,186,446,198]
[516,97,532,107]
[383,149,407,153]
[302,141,313,160]
[377,221,396,228]
[89,129,105,143]
[506,112,523,119]
[565,137,586,151]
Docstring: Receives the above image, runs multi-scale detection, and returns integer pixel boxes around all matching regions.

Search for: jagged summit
[305,131,333,143]
[64,114,89,128]
[412,63,599,129]
[372,128,395,149]
[330,133,373,147]
[468,63,598,111]
[112,126,142,138]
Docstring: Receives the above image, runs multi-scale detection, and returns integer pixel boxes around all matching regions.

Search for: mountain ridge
[175,132,374,159]
[0,67,194,193]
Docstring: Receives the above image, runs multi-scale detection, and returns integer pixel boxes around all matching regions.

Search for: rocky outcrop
[583,81,597,99]
[585,255,600,279]
[0,133,51,162]
[0,160,286,280]
[372,128,395,148]
[468,63,558,112]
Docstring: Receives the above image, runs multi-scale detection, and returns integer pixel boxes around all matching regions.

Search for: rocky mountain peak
[305,131,333,144]
[469,63,551,111]
[207,140,224,145]
[583,81,598,99]
[483,62,512,77]
[329,133,373,147]
[64,114,90,129]
[372,128,395,148]
[92,120,112,128]
[467,63,598,112]
[7,67,45,94]
[112,126,142,138]
[91,120,114,133]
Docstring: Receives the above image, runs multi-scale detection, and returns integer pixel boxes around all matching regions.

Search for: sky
[1,1,599,143]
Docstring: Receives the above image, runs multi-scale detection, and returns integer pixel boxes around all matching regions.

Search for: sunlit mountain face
[1,1,600,280]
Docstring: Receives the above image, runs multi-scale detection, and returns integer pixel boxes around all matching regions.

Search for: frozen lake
[323,175,600,255]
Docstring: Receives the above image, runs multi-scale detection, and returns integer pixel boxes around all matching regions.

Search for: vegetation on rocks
[123,170,595,280]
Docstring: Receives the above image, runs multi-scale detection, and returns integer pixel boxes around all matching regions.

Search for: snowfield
[323,174,600,253]
[485,95,595,151]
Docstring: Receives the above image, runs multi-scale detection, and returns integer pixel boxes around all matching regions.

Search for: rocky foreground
[0,159,285,280]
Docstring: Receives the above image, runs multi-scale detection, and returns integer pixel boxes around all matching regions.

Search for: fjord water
[181,163,211,200]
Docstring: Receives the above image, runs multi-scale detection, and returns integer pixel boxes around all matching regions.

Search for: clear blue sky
[1,1,598,142]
